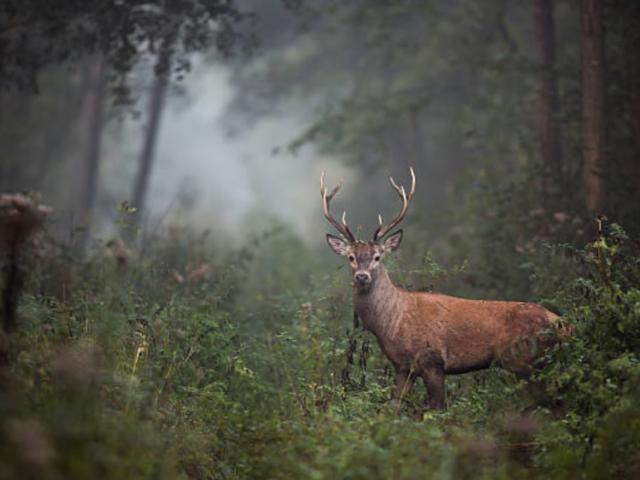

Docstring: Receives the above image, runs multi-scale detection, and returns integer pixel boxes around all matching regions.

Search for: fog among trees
[1,1,639,478]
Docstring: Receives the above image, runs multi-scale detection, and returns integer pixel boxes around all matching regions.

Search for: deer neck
[353,267,404,337]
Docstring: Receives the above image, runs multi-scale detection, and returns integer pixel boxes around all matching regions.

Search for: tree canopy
[1,0,250,98]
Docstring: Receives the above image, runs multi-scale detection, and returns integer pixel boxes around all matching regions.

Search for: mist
[99,57,351,247]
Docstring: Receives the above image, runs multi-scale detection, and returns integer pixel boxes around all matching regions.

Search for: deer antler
[320,172,356,242]
[373,167,416,241]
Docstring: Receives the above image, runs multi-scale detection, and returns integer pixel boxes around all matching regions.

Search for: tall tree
[130,35,174,235]
[581,0,606,213]
[77,56,108,254]
[534,0,562,192]
[622,3,640,166]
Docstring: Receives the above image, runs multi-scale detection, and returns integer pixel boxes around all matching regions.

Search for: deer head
[321,167,415,292]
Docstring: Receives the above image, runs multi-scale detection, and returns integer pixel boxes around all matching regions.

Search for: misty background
[1,1,539,256]
[1,0,638,287]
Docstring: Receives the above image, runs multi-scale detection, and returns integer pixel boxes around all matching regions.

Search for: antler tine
[320,172,356,242]
[373,167,416,241]
[388,167,416,200]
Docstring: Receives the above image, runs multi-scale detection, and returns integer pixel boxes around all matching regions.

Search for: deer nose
[354,272,371,284]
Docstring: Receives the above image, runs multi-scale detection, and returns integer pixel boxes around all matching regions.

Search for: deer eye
[348,255,355,262]
[374,255,381,261]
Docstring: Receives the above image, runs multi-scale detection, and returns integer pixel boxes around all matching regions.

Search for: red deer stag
[321,168,566,409]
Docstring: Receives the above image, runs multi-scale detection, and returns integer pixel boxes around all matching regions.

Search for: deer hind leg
[421,368,446,409]
[392,369,416,402]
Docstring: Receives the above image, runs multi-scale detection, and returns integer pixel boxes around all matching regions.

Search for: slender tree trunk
[581,0,606,213]
[77,56,108,254]
[623,4,640,170]
[628,50,640,162]
[0,248,20,386]
[0,94,6,191]
[131,54,171,235]
[1,250,22,335]
[534,0,562,193]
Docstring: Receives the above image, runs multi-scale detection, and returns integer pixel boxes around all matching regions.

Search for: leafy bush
[1,218,638,479]
[533,224,640,476]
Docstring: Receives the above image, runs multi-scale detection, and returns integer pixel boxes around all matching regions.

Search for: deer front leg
[421,368,445,409]
[392,369,415,402]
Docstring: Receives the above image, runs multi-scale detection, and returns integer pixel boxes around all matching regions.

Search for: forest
[1,0,639,478]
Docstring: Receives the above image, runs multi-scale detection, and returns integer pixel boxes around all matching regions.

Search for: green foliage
[530,225,640,476]
[1,217,637,479]
[0,0,250,95]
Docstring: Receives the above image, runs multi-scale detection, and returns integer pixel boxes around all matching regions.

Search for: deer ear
[382,230,403,253]
[326,234,351,256]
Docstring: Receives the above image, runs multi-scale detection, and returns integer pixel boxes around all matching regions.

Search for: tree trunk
[623,4,640,171]
[130,52,172,235]
[581,0,606,213]
[0,249,21,386]
[0,94,6,191]
[534,0,562,193]
[77,56,107,254]
[1,250,22,334]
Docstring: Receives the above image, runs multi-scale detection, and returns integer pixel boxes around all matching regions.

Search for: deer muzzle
[354,271,371,286]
